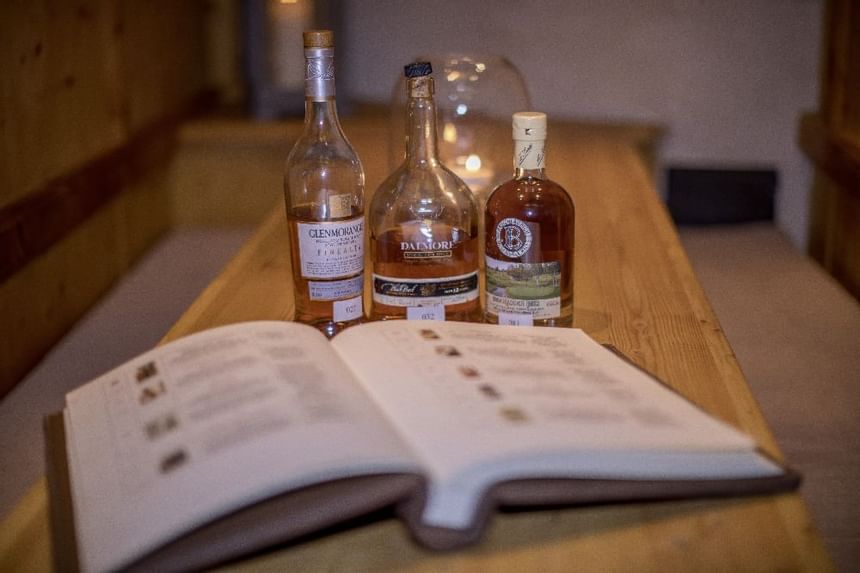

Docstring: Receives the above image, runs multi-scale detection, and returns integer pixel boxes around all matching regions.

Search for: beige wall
[340,0,822,249]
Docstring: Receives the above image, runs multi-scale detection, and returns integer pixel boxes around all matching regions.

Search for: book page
[332,321,781,528]
[65,321,419,573]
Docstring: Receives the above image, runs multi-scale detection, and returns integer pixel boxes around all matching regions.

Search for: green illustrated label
[485,255,561,319]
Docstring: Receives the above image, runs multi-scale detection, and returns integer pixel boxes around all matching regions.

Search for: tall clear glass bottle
[284,30,365,338]
[484,112,575,327]
[369,62,481,322]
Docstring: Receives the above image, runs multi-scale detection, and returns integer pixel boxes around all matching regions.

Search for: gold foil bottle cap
[303,30,334,48]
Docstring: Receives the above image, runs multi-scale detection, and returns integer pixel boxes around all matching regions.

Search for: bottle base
[483,313,573,328]
[369,305,483,323]
[298,316,365,339]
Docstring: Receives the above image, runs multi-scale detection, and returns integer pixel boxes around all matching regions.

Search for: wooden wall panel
[830,180,860,298]
[0,180,170,396]
[821,0,860,136]
[803,0,860,301]
[808,172,836,265]
[0,0,125,207]
[0,1,211,398]
[117,2,208,131]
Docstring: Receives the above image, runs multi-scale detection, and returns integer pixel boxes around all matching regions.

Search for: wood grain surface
[0,116,832,572]
[805,0,860,301]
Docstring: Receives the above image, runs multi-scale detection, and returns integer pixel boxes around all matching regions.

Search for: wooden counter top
[0,115,832,572]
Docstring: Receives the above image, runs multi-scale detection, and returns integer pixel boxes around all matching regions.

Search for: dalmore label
[298,218,364,279]
[400,239,454,260]
[373,272,479,307]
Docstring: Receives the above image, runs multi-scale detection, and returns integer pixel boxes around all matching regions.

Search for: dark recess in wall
[666,168,777,225]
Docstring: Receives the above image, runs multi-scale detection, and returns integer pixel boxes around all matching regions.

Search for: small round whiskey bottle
[284,30,366,338]
[484,112,575,327]
[368,62,481,322]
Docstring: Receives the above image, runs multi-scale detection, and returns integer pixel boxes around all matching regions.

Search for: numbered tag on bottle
[333,295,363,322]
[406,305,445,321]
[498,312,534,327]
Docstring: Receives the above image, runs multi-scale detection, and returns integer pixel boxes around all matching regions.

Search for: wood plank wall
[802,0,860,301]
[0,1,211,398]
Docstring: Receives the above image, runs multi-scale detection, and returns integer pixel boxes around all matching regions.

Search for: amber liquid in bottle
[371,222,479,321]
[484,112,574,327]
[287,203,364,332]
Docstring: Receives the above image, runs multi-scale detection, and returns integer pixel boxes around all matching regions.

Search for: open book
[45,320,799,572]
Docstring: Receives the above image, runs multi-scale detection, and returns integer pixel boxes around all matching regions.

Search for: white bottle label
[498,312,534,326]
[297,218,364,279]
[333,295,363,322]
[406,305,445,321]
[308,274,363,301]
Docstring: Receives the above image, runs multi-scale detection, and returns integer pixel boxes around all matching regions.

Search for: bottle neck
[513,138,546,179]
[304,47,335,101]
[515,166,546,179]
[304,98,341,135]
[405,91,440,167]
[302,44,341,138]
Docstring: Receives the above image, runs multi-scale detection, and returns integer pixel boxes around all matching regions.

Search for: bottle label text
[298,218,364,279]
[372,272,478,307]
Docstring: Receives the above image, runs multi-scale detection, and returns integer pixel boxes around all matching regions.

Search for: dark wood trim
[0,91,218,283]
[799,112,860,198]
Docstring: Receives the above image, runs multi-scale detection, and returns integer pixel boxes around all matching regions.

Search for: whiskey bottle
[484,112,575,327]
[368,62,480,322]
[284,30,365,338]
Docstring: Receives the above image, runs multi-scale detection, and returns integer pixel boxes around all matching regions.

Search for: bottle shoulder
[486,176,574,210]
[287,107,362,161]
[368,163,478,231]
[286,134,362,165]
[370,163,477,206]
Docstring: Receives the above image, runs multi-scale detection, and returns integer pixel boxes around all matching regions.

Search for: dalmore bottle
[368,62,481,322]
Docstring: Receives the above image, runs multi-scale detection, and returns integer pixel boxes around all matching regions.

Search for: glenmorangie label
[297,218,364,280]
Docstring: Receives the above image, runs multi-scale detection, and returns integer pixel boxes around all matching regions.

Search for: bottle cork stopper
[303,30,333,48]
[513,111,547,139]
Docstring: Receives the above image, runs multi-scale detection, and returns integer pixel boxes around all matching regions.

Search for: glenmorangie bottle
[368,62,481,322]
[284,30,365,337]
[484,112,575,327]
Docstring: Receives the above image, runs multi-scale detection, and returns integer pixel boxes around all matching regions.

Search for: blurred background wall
[341,0,822,250]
